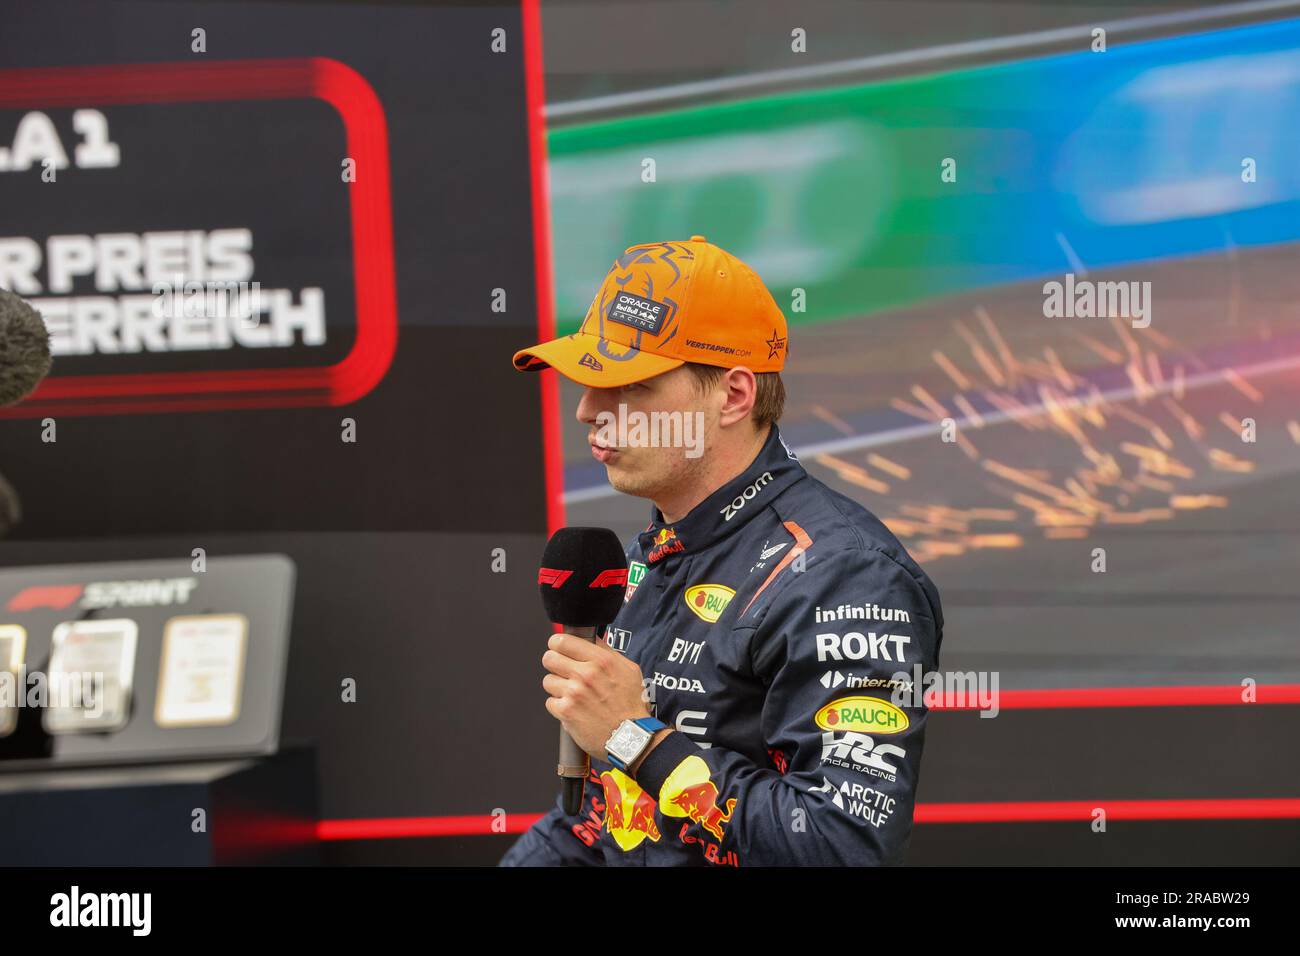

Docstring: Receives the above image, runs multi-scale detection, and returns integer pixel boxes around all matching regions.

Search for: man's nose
[576,386,613,426]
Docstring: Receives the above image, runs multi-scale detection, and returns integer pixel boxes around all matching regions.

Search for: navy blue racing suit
[502,425,944,866]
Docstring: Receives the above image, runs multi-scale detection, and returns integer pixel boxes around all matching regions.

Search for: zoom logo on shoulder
[720,471,773,521]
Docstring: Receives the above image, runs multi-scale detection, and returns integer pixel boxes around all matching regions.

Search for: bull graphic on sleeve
[657,755,737,843]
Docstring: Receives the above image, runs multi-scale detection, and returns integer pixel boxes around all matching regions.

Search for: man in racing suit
[503,236,944,866]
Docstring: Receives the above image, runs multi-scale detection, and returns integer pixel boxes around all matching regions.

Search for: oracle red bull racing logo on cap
[659,754,736,842]
[600,768,661,851]
[815,695,909,735]
[607,291,671,336]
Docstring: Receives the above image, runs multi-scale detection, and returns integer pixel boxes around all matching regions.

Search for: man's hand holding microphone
[536,528,668,813]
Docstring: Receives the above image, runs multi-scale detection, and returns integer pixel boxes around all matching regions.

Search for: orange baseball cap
[512,235,788,387]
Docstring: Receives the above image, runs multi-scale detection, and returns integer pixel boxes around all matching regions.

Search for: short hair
[684,362,785,431]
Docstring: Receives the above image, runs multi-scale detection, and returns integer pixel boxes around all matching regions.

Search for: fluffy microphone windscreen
[538,526,629,628]
[0,289,52,407]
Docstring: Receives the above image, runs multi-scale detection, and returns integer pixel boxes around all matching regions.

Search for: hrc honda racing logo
[7,577,198,612]
[821,731,906,782]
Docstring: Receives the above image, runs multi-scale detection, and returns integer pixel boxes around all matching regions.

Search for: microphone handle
[557,625,598,815]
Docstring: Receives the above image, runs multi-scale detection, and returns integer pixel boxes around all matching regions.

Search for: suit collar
[637,425,804,564]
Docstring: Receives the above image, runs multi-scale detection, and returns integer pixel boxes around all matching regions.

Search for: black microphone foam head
[0,289,52,408]
[539,527,629,627]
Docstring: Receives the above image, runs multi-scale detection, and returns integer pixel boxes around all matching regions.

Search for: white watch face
[607,720,651,765]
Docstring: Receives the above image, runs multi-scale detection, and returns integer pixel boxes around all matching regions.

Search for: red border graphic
[0,57,397,417]
[316,682,1300,839]
[521,0,564,534]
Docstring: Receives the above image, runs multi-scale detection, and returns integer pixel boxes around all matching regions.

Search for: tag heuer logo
[684,583,735,623]
[624,561,647,602]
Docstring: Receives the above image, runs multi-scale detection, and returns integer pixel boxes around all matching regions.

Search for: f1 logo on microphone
[537,568,628,588]
[589,569,627,588]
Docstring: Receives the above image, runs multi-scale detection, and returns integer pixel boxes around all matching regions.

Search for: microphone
[538,527,629,815]
[0,289,50,541]
[0,472,19,540]
[0,288,52,407]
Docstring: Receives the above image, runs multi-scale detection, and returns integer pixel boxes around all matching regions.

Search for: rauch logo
[814,695,909,735]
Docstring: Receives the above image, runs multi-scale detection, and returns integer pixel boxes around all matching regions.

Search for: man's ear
[718,367,757,427]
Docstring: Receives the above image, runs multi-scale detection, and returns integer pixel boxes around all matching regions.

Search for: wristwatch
[604,716,667,771]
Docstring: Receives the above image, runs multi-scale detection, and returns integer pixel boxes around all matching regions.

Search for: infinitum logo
[50,885,151,936]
